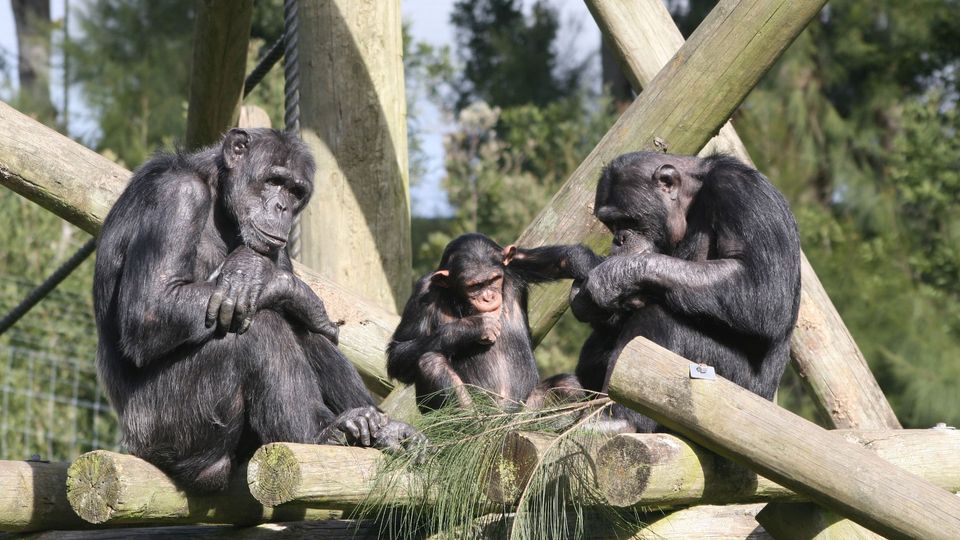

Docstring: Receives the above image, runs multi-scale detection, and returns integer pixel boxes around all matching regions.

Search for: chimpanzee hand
[206,246,275,334]
[584,255,649,311]
[569,280,612,323]
[372,419,427,457]
[326,406,389,447]
[470,313,502,345]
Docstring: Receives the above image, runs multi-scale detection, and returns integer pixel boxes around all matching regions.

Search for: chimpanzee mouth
[253,227,287,248]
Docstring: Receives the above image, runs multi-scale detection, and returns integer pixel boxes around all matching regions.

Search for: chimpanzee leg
[299,330,377,415]
[240,311,334,444]
[120,340,245,493]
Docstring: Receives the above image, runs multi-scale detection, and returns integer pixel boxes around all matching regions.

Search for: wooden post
[595,429,960,508]
[297,0,411,313]
[65,451,341,526]
[0,460,87,533]
[582,0,899,431]
[184,0,254,150]
[607,337,960,539]
[0,101,397,396]
[247,443,408,508]
[521,0,828,344]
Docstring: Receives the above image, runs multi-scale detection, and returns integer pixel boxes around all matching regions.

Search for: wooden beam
[607,337,960,539]
[247,443,410,508]
[184,0,254,150]
[756,502,884,540]
[0,101,396,396]
[581,0,899,431]
[65,451,341,526]
[17,519,379,539]
[596,429,960,508]
[297,0,411,313]
[0,460,87,533]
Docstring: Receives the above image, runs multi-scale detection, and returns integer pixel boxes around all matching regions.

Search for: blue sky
[0,0,601,217]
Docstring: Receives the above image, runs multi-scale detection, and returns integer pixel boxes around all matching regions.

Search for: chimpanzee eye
[266,177,284,187]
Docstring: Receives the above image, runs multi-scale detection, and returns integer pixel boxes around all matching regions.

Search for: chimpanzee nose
[275,201,287,213]
[614,230,627,246]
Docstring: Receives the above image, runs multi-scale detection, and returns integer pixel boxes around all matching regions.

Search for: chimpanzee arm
[387,278,492,384]
[112,175,219,367]
[510,244,603,282]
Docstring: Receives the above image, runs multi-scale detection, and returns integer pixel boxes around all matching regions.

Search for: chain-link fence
[0,278,119,461]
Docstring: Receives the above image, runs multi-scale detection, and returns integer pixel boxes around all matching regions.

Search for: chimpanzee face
[431,234,516,314]
[220,128,315,257]
[595,152,702,256]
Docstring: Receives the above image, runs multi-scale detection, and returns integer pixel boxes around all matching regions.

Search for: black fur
[565,152,802,432]
[94,128,416,492]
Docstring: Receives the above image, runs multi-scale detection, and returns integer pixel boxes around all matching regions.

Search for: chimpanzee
[562,151,802,432]
[386,233,597,413]
[94,128,419,492]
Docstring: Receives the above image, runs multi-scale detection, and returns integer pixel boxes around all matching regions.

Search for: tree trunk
[11,0,56,123]
[296,0,411,314]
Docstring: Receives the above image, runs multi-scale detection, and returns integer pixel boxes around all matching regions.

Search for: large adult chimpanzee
[94,128,418,492]
[567,152,801,432]
[386,233,595,413]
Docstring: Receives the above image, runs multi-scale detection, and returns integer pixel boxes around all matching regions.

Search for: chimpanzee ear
[222,128,250,170]
[430,269,450,287]
[502,245,517,266]
[654,164,682,201]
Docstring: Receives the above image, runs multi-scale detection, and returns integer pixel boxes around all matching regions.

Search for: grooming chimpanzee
[562,152,802,432]
[94,128,419,492]
[386,234,597,413]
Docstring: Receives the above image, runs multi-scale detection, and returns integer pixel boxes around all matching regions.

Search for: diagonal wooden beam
[0,100,396,396]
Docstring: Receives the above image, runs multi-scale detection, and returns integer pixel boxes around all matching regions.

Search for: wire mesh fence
[0,277,120,461]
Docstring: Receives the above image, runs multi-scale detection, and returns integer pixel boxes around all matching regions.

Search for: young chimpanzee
[94,128,419,492]
[387,233,596,413]
[562,152,802,432]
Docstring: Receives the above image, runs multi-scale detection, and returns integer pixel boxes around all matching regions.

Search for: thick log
[298,0,411,313]
[247,443,408,508]
[0,101,396,396]
[608,337,960,539]
[18,520,379,539]
[184,0,253,150]
[522,0,828,343]
[485,431,608,504]
[756,502,884,540]
[0,460,86,533]
[597,429,960,508]
[582,0,899,431]
[65,451,341,526]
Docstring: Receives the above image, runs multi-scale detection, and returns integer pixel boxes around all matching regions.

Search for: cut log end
[65,450,122,524]
[248,443,303,507]
[595,434,653,507]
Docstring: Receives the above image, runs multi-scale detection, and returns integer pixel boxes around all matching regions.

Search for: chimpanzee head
[595,151,704,256]
[431,233,517,314]
[219,128,316,256]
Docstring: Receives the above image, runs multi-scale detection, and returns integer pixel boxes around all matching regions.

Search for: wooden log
[583,0,899,431]
[756,502,884,540]
[521,0,828,344]
[297,0,411,313]
[485,431,608,504]
[0,101,397,396]
[597,428,960,508]
[247,443,408,509]
[184,0,253,150]
[18,520,379,539]
[427,506,770,540]
[65,451,341,526]
[0,460,86,533]
[608,337,960,539]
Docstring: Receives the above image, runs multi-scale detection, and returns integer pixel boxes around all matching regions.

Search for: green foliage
[363,395,644,539]
[68,0,195,167]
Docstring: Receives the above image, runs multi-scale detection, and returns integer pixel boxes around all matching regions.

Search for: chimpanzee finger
[357,417,371,447]
[206,288,226,328]
[342,419,361,441]
[232,286,251,333]
[217,281,239,332]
